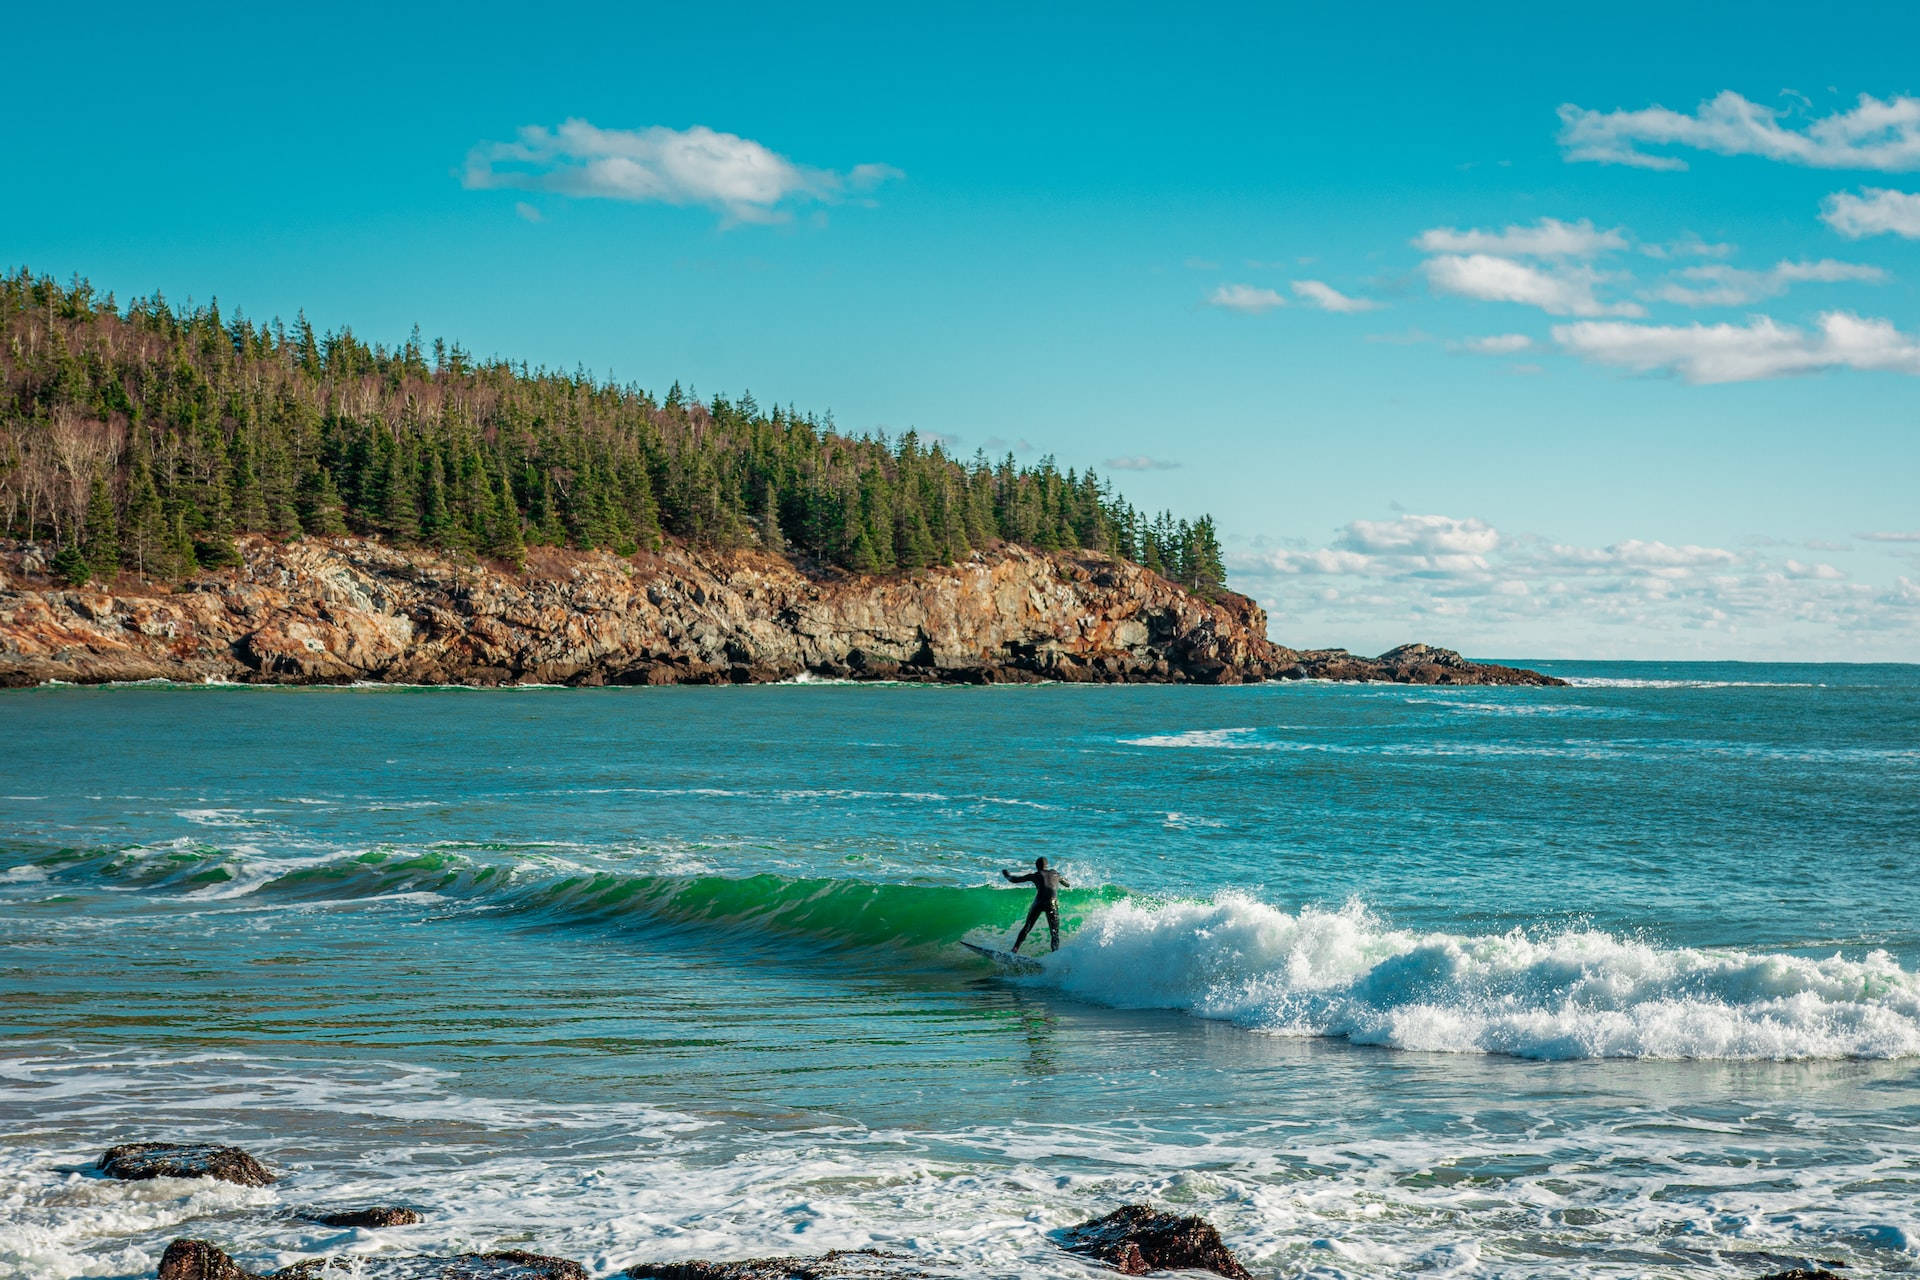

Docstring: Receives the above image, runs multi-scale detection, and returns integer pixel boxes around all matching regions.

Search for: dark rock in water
[624,1249,923,1280]
[1058,1205,1252,1280]
[158,1240,265,1280]
[309,1206,423,1228]
[102,1142,275,1187]
[156,1240,586,1280]
[275,1251,588,1280]
[1756,1271,1845,1280]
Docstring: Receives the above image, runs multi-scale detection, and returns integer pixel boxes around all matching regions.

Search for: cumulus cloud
[463,120,898,223]
[1559,91,1920,171]
[1207,283,1287,313]
[1335,514,1501,574]
[1553,311,1920,383]
[1822,187,1920,239]
[1455,333,1534,355]
[1104,456,1182,471]
[1422,254,1643,317]
[1644,258,1886,307]
[1291,280,1384,312]
[1414,217,1627,257]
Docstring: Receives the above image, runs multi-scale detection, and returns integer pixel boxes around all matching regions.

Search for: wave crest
[1043,895,1920,1061]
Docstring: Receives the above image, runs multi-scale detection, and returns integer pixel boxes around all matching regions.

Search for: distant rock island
[0,537,1562,687]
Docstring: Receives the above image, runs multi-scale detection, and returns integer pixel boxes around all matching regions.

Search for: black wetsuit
[1004,867,1069,952]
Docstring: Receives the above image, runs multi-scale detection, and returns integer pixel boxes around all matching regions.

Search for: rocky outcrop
[0,537,1561,688]
[1057,1205,1253,1280]
[625,1250,924,1280]
[100,1142,275,1187]
[158,1239,587,1280]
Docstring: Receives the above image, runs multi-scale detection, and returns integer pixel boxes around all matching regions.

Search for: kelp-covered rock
[0,537,1561,688]
[624,1250,923,1280]
[1057,1205,1253,1280]
[157,1240,588,1280]
[100,1142,275,1187]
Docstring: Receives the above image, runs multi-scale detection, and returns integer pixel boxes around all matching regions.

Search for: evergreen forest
[0,270,1228,594]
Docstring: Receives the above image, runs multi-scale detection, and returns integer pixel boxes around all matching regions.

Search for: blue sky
[8,2,1920,659]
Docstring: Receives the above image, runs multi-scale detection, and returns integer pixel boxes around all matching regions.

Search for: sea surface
[2,663,1918,1279]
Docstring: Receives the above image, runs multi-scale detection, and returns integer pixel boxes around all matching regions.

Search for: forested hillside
[0,270,1227,593]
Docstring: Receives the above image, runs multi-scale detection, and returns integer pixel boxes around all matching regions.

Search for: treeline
[0,270,1228,593]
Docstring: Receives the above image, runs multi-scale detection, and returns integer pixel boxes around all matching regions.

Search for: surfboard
[961,939,1045,974]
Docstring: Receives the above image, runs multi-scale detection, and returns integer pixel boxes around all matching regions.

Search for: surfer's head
[1035,857,1048,870]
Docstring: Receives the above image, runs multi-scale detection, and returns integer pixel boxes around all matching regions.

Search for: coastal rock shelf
[0,537,1562,688]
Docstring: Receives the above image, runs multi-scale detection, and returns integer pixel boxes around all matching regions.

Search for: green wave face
[18,843,1125,953]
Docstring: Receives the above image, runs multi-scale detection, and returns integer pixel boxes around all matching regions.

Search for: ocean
[3,664,1918,1278]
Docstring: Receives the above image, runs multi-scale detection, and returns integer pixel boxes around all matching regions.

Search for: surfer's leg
[1045,905,1061,952]
[1013,901,1043,952]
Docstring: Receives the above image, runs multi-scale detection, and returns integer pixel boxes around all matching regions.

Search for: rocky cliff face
[0,538,1561,687]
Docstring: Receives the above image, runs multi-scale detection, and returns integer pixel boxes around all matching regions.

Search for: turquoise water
[2,665,1918,1277]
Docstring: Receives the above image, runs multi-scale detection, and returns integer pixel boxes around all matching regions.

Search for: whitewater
[3,662,1918,1278]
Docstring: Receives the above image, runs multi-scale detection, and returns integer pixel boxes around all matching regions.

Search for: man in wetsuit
[1003,856,1070,953]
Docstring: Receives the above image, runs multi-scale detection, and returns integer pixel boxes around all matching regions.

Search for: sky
[7,2,1920,660]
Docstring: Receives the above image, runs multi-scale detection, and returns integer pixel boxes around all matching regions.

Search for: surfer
[1003,857,1069,953]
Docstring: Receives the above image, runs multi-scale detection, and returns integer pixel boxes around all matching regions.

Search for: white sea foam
[1037,896,1920,1061]
[1122,727,1263,749]
[1564,677,1820,689]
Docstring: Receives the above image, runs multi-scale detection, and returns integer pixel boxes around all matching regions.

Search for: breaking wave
[1040,895,1920,1061]
[16,846,1920,1062]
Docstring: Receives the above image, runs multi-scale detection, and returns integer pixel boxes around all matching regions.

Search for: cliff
[0,538,1562,688]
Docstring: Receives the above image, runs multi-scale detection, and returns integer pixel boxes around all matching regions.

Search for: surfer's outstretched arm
[1003,870,1036,883]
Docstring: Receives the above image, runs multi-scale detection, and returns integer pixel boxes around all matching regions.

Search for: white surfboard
[961,939,1044,973]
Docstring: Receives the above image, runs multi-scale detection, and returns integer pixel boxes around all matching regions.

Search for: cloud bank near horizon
[1230,512,1920,659]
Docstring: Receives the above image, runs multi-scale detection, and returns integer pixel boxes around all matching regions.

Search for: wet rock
[308,1206,423,1227]
[1755,1271,1845,1280]
[624,1249,923,1280]
[158,1240,264,1280]
[158,1240,590,1280]
[1057,1205,1253,1280]
[101,1142,275,1187]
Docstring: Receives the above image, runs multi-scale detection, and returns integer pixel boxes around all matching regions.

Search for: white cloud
[1422,254,1643,317]
[1248,548,1375,575]
[1414,217,1627,257]
[1639,234,1736,260]
[1332,514,1501,574]
[1455,333,1534,355]
[1822,187,1920,238]
[1559,91,1920,171]
[1645,258,1886,307]
[1104,456,1182,471]
[1553,311,1920,383]
[1207,283,1287,313]
[464,120,897,223]
[1228,512,1919,659]
[1291,280,1384,312]
[513,201,544,223]
[1859,530,1920,542]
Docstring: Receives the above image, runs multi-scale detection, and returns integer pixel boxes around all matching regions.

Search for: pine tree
[80,473,120,579]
